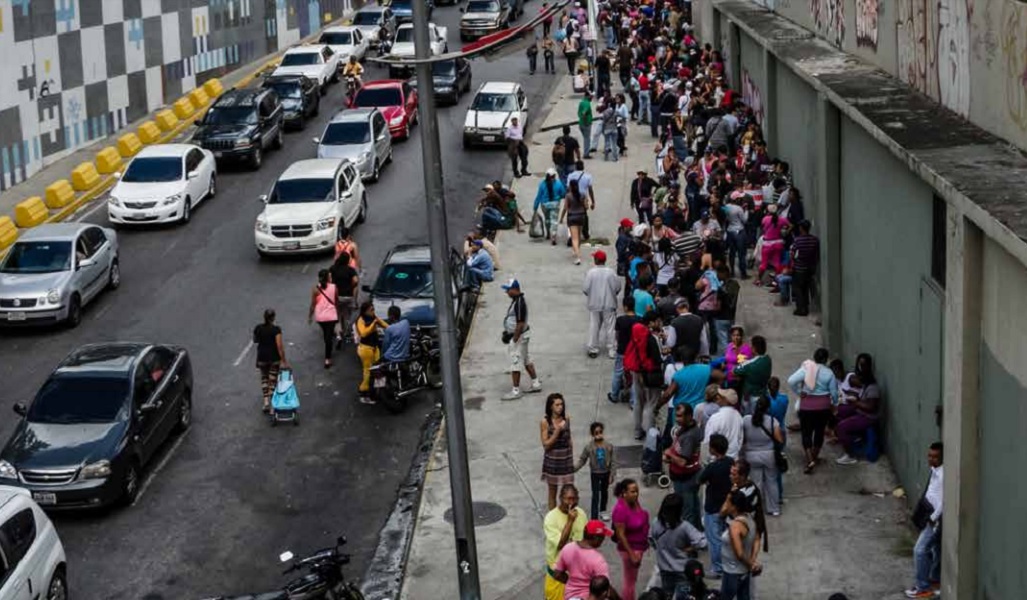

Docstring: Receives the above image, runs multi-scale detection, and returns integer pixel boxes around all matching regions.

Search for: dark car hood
[2,420,127,469]
[196,124,255,139]
[371,296,437,327]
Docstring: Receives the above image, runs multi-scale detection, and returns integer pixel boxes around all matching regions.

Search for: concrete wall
[0,0,355,191]
[738,31,766,126]
[772,65,817,226]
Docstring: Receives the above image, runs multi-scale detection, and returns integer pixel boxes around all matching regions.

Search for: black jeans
[527,53,537,73]
[317,321,335,361]
[543,51,555,72]
[590,472,610,519]
[793,268,814,314]
[565,52,579,74]
[798,408,831,450]
[509,142,528,175]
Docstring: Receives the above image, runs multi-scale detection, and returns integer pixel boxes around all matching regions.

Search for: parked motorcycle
[369,326,442,414]
[200,536,364,600]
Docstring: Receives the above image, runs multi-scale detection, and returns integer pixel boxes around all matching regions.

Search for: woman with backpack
[308,269,339,369]
[534,168,567,245]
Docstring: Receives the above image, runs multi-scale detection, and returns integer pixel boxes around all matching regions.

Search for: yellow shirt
[543,506,586,566]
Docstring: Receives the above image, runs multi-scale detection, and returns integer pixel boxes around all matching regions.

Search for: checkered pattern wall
[0,0,350,191]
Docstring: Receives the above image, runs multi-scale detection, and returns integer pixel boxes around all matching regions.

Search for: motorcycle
[201,536,364,600]
[345,75,360,102]
[369,326,442,414]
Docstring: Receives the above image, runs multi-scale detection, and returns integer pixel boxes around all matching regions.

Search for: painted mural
[0,0,349,192]
[809,0,845,46]
[742,68,765,124]
[1001,1,1027,132]
[937,0,971,115]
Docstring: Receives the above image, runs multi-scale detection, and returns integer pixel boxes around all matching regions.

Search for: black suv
[192,88,284,170]
[262,75,321,130]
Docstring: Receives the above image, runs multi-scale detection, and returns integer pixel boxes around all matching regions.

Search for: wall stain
[742,68,765,124]
[971,1,999,68]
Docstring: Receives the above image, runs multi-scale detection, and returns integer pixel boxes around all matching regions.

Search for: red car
[349,80,419,140]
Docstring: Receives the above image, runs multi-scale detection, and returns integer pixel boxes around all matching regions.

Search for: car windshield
[320,31,353,45]
[467,0,500,11]
[204,106,258,126]
[395,27,414,43]
[321,122,371,145]
[353,11,381,24]
[354,87,402,107]
[391,0,412,9]
[27,376,130,424]
[432,60,457,75]
[471,92,517,111]
[1,241,73,274]
[281,52,321,66]
[122,156,183,182]
[375,263,433,298]
[268,178,335,204]
[265,81,303,99]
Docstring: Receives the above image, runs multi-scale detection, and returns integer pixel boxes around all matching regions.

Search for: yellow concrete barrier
[14,197,48,228]
[189,87,210,110]
[117,133,143,157]
[203,78,224,99]
[95,146,122,174]
[155,110,179,132]
[172,97,195,120]
[0,217,17,251]
[44,180,75,209]
[138,121,162,144]
[70,162,100,191]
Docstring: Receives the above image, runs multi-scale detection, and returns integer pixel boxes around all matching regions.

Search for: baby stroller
[640,427,670,488]
[270,368,300,426]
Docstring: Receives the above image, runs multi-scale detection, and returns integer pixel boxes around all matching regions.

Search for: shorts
[567,213,586,227]
[507,333,532,371]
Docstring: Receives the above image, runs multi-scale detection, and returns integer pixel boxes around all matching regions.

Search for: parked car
[272,45,340,91]
[389,0,434,23]
[409,57,472,105]
[319,26,369,62]
[0,343,193,509]
[108,144,216,226]
[389,22,448,77]
[363,244,474,347]
[191,88,284,169]
[315,109,393,182]
[350,80,419,140]
[350,6,397,48]
[254,159,367,257]
[261,74,320,129]
[463,81,528,148]
[0,486,66,600]
[0,224,119,328]
[459,0,510,41]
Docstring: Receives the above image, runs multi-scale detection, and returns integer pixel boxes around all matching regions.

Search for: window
[345,165,359,184]
[84,227,107,251]
[1,241,72,274]
[133,366,156,406]
[28,376,131,423]
[931,195,947,288]
[76,235,95,260]
[259,96,275,118]
[142,347,176,386]
[185,149,203,172]
[123,156,184,182]
[0,509,35,568]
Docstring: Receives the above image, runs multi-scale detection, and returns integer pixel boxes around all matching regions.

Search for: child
[574,421,616,520]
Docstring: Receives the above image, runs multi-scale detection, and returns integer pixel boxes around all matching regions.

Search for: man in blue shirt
[632,277,656,316]
[465,240,495,290]
[660,360,725,441]
[382,306,411,363]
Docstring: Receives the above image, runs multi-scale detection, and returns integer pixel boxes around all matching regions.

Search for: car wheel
[250,148,263,170]
[121,460,141,506]
[181,198,192,224]
[272,127,284,150]
[46,569,67,600]
[462,136,471,150]
[107,259,121,290]
[174,390,192,433]
[370,160,380,183]
[356,194,368,224]
[66,294,82,328]
[207,174,217,199]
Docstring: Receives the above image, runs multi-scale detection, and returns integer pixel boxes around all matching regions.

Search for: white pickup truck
[389,23,449,77]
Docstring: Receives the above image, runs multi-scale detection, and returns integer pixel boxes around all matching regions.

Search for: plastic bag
[272,369,301,410]
[529,208,546,239]
[557,223,570,243]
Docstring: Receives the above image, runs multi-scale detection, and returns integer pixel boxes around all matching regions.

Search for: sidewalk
[400,78,914,600]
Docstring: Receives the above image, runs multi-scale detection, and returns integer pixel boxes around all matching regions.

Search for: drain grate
[444,501,508,526]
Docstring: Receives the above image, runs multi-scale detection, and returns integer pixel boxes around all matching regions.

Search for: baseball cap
[545,167,558,177]
[501,278,520,290]
[584,520,614,537]
[700,209,710,218]
[619,218,635,228]
[718,388,739,406]
[637,169,647,175]
[592,249,607,262]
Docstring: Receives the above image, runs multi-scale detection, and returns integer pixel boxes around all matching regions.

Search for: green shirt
[543,506,586,566]
[578,99,593,127]
[734,354,772,397]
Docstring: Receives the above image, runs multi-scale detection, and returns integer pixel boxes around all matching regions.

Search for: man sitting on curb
[464,239,495,291]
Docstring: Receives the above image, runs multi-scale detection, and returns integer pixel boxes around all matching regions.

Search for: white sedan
[108,144,216,226]
[273,45,341,91]
[319,26,369,62]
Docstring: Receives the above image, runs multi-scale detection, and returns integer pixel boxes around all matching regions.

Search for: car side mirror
[187,170,199,180]
[259,194,269,204]
[78,258,95,269]
[312,137,321,144]
[361,284,373,293]
[113,171,122,179]
[13,403,27,417]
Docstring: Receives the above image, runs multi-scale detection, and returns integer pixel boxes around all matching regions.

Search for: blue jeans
[638,90,651,123]
[776,273,792,303]
[603,131,619,161]
[604,25,616,48]
[556,163,572,184]
[672,477,701,529]
[579,124,592,156]
[672,135,689,160]
[465,267,493,288]
[721,572,752,600]
[714,319,731,356]
[704,512,726,575]
[612,353,626,400]
[726,230,748,278]
[914,524,941,591]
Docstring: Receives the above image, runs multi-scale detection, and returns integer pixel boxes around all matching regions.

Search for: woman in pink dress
[611,478,650,600]
[757,204,790,284]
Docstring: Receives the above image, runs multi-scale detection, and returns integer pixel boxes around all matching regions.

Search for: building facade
[694,0,1027,597]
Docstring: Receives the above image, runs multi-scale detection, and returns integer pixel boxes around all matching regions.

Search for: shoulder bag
[758,418,789,473]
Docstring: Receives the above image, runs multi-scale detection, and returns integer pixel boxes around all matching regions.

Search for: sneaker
[607,392,619,404]
[608,350,617,359]
[502,388,523,400]
[359,395,377,405]
[587,349,599,359]
[836,453,859,465]
[600,511,611,522]
[527,380,543,393]
[905,588,934,599]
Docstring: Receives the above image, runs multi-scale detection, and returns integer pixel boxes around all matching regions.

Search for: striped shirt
[791,234,820,271]
[672,231,702,260]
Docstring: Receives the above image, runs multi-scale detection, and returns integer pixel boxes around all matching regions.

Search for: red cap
[619,218,635,228]
[584,520,614,537]
[592,249,607,262]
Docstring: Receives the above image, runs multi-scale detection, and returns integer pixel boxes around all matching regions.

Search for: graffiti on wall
[742,69,765,124]
[855,0,879,49]
[1001,1,1027,132]
[810,0,845,46]
[897,0,937,98]
[972,2,999,68]
[937,0,971,115]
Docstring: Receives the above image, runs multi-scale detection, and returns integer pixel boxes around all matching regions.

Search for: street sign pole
[410,1,482,599]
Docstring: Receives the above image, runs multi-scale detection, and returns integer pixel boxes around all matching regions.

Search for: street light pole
[410,1,482,599]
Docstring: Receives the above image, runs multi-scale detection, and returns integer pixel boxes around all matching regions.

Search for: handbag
[758,419,789,473]
[529,208,546,239]
[667,443,700,479]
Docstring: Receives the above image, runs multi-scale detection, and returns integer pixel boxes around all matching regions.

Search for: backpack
[552,138,566,165]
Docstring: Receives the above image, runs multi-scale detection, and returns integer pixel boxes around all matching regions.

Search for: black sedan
[409,58,472,105]
[262,75,321,129]
[0,343,193,510]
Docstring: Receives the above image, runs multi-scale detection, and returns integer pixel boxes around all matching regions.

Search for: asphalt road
[0,6,558,598]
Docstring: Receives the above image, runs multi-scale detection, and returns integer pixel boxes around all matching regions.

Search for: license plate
[374,376,387,388]
[7,312,26,321]
[282,241,300,251]
[32,492,56,505]
[482,135,496,142]
[214,151,223,158]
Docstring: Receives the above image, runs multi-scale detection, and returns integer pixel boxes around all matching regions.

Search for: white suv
[0,486,66,600]
[463,81,528,148]
[254,159,367,257]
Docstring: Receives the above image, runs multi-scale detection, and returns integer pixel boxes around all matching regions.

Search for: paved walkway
[400,77,914,600]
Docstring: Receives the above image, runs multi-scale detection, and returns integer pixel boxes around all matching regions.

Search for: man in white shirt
[701,389,743,461]
[582,250,622,359]
[905,442,943,598]
[505,116,529,178]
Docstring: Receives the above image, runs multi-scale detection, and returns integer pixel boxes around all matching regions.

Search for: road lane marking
[160,239,180,257]
[75,195,110,222]
[132,430,188,507]
[301,263,310,274]
[92,304,111,321]
[233,340,254,367]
